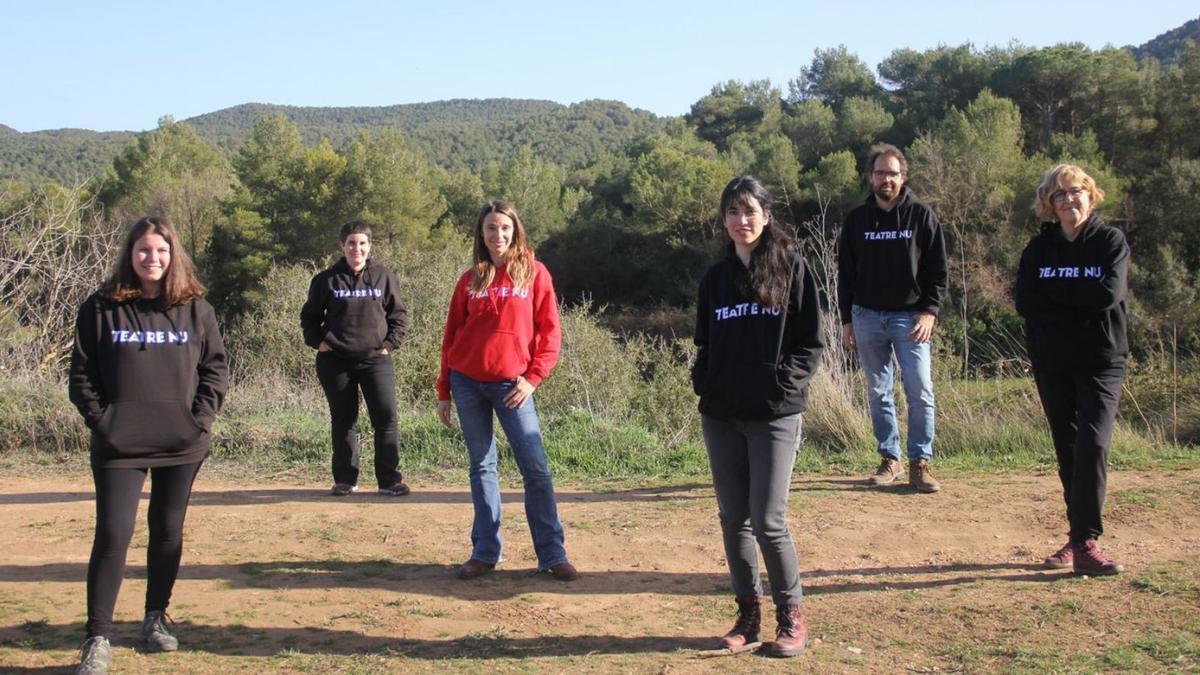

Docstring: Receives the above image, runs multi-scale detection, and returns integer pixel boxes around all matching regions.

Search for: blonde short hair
[1034,163,1106,221]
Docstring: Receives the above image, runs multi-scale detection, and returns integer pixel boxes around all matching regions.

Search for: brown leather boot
[909,458,941,493]
[766,604,807,657]
[718,595,762,649]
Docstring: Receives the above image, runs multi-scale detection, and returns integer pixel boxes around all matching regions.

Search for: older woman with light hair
[1015,163,1129,575]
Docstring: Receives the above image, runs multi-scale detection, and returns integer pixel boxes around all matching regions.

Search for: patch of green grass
[1,368,1194,483]
[1110,486,1164,509]
[1080,632,1200,671]
[1131,562,1200,598]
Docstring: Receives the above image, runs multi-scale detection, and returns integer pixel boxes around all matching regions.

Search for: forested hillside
[1131,17,1200,65]
[0,129,136,185]
[4,18,1200,378]
[0,99,664,184]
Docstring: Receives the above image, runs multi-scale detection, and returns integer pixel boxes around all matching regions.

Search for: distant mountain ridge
[3,15,1198,186]
[185,98,566,149]
[1131,16,1200,65]
[0,98,664,185]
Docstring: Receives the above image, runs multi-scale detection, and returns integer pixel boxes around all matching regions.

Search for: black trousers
[315,352,402,488]
[1032,360,1126,543]
[86,460,203,638]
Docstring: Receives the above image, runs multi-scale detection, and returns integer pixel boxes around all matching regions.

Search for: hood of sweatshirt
[837,185,948,321]
[300,257,408,362]
[68,293,228,468]
[1015,214,1129,368]
[692,247,825,420]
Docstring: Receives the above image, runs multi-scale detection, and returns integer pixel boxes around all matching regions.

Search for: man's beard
[874,184,897,201]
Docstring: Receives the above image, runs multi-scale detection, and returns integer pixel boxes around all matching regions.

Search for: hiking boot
[1073,539,1124,576]
[457,558,496,580]
[765,604,807,657]
[718,595,761,650]
[548,561,579,581]
[1043,540,1074,569]
[75,635,111,675]
[140,610,178,652]
[378,480,411,496]
[330,483,358,496]
[909,459,941,493]
[869,458,905,485]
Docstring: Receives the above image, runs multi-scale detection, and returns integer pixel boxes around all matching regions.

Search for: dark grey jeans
[701,413,803,606]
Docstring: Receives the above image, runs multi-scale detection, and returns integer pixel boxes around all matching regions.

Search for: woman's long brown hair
[471,200,534,294]
[101,216,206,307]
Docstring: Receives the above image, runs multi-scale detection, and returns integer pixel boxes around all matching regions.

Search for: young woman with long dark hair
[693,176,824,657]
[68,216,228,674]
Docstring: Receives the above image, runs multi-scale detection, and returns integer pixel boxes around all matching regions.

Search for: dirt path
[1,468,1198,673]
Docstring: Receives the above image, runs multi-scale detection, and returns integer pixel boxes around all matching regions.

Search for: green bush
[3,238,1193,481]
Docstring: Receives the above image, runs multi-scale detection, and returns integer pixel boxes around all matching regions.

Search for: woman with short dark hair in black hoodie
[300,221,410,497]
[693,176,824,657]
[69,216,228,674]
[1016,164,1129,576]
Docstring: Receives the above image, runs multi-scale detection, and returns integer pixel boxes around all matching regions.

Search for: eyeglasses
[1051,187,1087,204]
[872,170,903,180]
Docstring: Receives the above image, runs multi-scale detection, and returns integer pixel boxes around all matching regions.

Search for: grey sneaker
[330,483,359,496]
[377,480,411,496]
[869,458,906,485]
[76,635,111,675]
[140,610,178,652]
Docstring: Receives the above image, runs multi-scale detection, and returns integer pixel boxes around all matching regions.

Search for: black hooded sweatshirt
[1015,215,1129,368]
[68,293,229,468]
[300,258,408,362]
[837,186,948,324]
[692,246,825,421]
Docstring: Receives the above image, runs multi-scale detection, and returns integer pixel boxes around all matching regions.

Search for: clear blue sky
[2,1,1195,132]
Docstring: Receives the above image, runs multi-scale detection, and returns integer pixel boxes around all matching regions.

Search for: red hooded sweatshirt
[437,259,561,400]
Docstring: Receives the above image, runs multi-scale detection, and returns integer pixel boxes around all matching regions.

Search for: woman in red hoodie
[436,200,576,581]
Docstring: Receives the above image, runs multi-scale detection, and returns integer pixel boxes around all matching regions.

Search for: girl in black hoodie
[300,221,409,496]
[68,216,228,674]
[1016,164,1129,576]
[693,176,824,657]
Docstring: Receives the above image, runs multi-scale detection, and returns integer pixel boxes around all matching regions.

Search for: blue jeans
[449,371,567,569]
[850,305,935,461]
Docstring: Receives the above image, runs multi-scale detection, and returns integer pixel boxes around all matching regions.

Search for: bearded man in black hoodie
[838,144,948,493]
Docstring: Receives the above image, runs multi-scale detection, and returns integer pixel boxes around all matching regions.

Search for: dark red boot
[1073,539,1124,576]
[766,604,807,657]
[1043,540,1073,569]
[718,596,761,650]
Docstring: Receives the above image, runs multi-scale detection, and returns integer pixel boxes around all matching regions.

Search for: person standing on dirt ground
[838,144,948,493]
[436,200,577,582]
[1016,164,1129,576]
[693,176,824,657]
[68,216,228,675]
[300,221,411,497]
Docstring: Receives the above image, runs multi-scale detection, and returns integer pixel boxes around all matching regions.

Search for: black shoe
[378,481,411,496]
[330,483,359,496]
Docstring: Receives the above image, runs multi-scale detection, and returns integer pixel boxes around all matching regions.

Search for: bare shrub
[796,194,873,454]
[0,184,122,372]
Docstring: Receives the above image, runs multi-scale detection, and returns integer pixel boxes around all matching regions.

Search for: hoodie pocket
[93,400,206,456]
[478,330,529,376]
[702,361,783,415]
